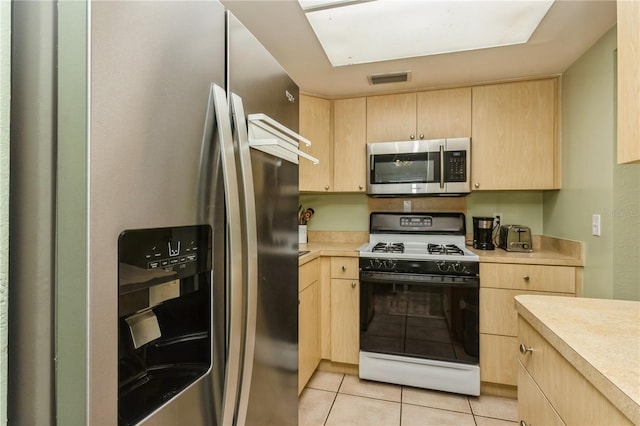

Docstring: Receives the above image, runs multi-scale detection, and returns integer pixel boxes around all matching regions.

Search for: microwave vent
[368,71,411,85]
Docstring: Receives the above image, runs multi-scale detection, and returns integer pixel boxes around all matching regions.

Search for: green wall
[543,27,640,300]
[300,192,545,234]
[465,191,544,234]
[300,194,370,231]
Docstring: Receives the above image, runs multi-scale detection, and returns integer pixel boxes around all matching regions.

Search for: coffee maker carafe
[472,216,495,250]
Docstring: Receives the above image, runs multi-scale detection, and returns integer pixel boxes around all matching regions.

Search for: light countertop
[468,247,583,266]
[515,295,640,424]
[298,235,583,267]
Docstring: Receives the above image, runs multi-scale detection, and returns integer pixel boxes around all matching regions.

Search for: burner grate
[427,243,465,256]
[372,242,405,253]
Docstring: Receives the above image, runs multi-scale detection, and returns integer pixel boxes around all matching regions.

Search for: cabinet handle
[359,184,363,190]
[351,282,356,288]
[410,134,415,140]
[419,134,424,139]
[519,421,528,426]
[341,265,347,272]
[523,275,530,281]
[324,185,330,191]
[519,343,533,355]
[474,182,480,188]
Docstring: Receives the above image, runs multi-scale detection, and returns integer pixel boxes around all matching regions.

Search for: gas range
[359,212,479,276]
[358,212,481,396]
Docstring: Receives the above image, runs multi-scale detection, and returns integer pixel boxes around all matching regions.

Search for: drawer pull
[351,282,356,288]
[519,343,533,355]
[341,265,347,272]
[519,421,528,426]
[523,275,530,281]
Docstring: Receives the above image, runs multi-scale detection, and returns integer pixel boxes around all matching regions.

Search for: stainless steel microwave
[367,138,471,196]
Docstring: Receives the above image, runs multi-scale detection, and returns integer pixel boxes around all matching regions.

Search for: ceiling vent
[368,71,411,85]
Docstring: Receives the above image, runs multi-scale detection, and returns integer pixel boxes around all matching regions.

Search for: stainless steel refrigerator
[9,1,305,424]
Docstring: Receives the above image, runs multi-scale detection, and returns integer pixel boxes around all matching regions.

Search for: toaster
[498,225,533,252]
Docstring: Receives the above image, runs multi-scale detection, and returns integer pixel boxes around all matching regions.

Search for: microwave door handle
[439,145,445,189]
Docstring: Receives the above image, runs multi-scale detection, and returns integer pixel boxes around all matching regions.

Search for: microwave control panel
[444,150,467,182]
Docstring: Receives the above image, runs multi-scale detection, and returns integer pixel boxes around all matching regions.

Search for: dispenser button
[147,261,160,269]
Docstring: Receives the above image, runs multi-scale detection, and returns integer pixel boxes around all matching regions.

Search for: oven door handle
[359,271,479,288]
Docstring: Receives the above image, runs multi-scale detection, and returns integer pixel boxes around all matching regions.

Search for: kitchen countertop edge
[469,248,584,266]
[514,294,640,424]
[298,242,362,266]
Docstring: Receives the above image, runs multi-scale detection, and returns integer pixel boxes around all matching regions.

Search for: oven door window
[370,152,439,184]
[360,280,479,365]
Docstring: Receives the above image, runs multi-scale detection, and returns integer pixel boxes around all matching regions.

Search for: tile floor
[299,371,518,426]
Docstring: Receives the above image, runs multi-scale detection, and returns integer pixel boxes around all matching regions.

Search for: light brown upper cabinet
[617,0,640,164]
[366,93,417,142]
[299,94,332,192]
[416,87,472,139]
[471,79,560,190]
[367,89,472,143]
[333,97,367,192]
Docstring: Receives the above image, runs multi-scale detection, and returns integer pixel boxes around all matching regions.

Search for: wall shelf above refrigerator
[248,113,319,165]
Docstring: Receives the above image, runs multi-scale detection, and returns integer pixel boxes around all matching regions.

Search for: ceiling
[222,0,617,98]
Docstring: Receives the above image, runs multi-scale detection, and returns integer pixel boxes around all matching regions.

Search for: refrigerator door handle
[229,93,259,426]
[204,83,244,426]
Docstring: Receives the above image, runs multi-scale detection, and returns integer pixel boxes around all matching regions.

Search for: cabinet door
[480,334,518,386]
[617,0,640,164]
[299,280,320,394]
[416,87,471,139]
[330,278,359,364]
[480,263,576,293]
[333,97,367,192]
[518,363,566,426]
[366,93,416,142]
[471,79,559,190]
[480,288,574,336]
[299,94,333,191]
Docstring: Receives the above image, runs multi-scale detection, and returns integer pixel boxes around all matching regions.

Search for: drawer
[518,316,632,425]
[517,362,565,426]
[481,263,575,293]
[480,288,574,336]
[299,259,319,292]
[480,334,518,386]
[330,257,359,279]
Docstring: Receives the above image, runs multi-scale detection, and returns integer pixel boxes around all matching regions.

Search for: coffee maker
[472,216,495,250]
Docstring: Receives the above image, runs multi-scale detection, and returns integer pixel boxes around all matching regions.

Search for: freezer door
[55,1,227,425]
[227,12,299,426]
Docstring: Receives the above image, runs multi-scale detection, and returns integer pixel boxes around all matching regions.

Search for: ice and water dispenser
[118,225,212,425]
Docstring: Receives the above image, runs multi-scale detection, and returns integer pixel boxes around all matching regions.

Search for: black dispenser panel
[118,225,212,426]
[118,225,212,295]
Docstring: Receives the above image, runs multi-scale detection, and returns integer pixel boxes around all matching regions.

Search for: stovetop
[359,212,479,262]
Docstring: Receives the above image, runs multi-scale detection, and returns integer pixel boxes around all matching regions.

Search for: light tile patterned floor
[299,371,518,426]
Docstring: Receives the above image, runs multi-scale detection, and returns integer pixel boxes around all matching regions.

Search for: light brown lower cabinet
[330,278,359,364]
[299,259,321,394]
[517,363,565,426]
[479,262,578,390]
[328,257,360,365]
[517,316,632,425]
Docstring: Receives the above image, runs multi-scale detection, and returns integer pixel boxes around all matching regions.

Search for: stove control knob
[452,262,466,273]
[370,259,382,269]
[436,261,450,272]
[384,260,396,270]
